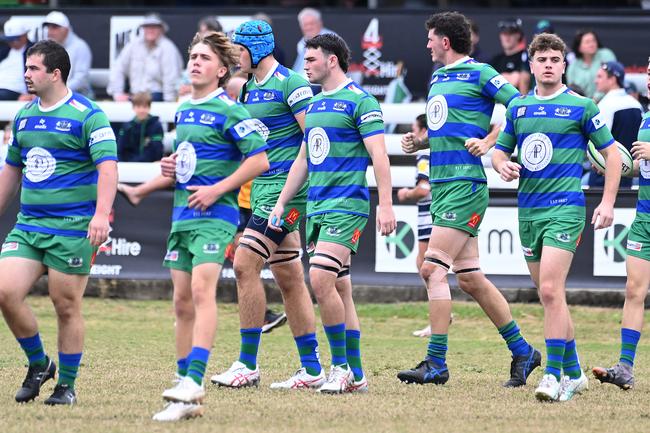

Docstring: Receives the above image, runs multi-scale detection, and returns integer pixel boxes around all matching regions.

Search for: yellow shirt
[238,180,252,209]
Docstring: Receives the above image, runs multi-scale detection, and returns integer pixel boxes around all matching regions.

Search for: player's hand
[87,213,110,246]
[267,204,285,232]
[377,204,396,236]
[160,153,178,178]
[397,187,410,202]
[631,141,650,160]
[187,184,221,211]
[401,132,420,154]
[592,201,614,230]
[498,160,521,182]
[465,137,490,156]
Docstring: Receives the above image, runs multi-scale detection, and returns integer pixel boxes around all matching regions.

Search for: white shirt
[0,47,26,93]
[597,88,643,131]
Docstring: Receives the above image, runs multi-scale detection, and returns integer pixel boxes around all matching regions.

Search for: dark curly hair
[425,12,472,56]
[305,33,351,73]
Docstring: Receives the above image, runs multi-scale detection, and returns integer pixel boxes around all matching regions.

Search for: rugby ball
[586,141,634,177]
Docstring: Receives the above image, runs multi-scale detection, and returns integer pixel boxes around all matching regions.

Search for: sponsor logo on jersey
[67,257,83,268]
[287,87,312,107]
[440,211,457,221]
[456,73,471,80]
[55,120,72,132]
[199,113,216,125]
[89,127,116,146]
[351,228,362,244]
[203,243,220,254]
[520,133,553,172]
[165,250,179,261]
[186,111,195,122]
[325,226,341,237]
[69,99,88,112]
[285,208,301,225]
[233,119,259,139]
[360,111,383,123]
[516,106,527,118]
[35,118,47,130]
[18,119,27,130]
[317,101,327,111]
[467,212,481,229]
[1,242,19,253]
[591,113,605,129]
[263,91,275,101]
[441,74,451,82]
[333,102,347,112]
[627,240,643,252]
[533,106,546,116]
[489,74,507,89]
[522,246,534,257]
[25,147,56,182]
[555,232,571,243]
[554,107,571,117]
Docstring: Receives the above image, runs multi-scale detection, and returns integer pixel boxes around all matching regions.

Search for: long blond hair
[188,31,239,87]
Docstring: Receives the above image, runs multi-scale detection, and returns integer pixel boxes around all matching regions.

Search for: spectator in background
[566,29,616,100]
[43,11,93,97]
[468,19,489,63]
[117,92,164,162]
[107,13,183,102]
[178,16,223,99]
[292,8,336,75]
[0,18,33,101]
[588,61,641,188]
[491,18,530,94]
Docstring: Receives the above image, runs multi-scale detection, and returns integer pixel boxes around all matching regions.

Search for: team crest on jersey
[25,147,56,182]
[522,246,534,257]
[18,119,27,130]
[67,257,83,268]
[199,113,216,125]
[165,250,179,261]
[333,102,347,111]
[202,243,220,254]
[326,227,342,237]
[1,242,18,253]
[555,233,571,243]
[554,107,571,117]
[308,127,330,165]
[516,107,527,118]
[426,95,448,131]
[591,113,605,129]
[627,240,643,252]
[533,106,546,116]
[521,133,553,172]
[55,120,72,132]
[640,160,650,179]
[35,118,47,130]
[440,212,457,222]
[263,91,275,101]
[489,74,507,89]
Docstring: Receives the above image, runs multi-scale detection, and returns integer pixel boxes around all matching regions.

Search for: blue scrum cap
[232,20,275,68]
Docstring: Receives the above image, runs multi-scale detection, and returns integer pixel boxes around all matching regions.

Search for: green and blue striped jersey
[241,62,312,183]
[427,57,519,183]
[495,85,615,221]
[636,111,650,221]
[304,79,384,218]
[172,87,268,234]
[6,91,117,238]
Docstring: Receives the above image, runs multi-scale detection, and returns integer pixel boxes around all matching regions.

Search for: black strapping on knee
[242,235,271,257]
[424,257,450,270]
[239,242,270,260]
[268,250,300,265]
[311,263,340,274]
[313,252,343,268]
[337,265,350,279]
[455,267,480,274]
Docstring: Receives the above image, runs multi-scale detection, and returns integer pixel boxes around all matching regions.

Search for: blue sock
[238,328,262,370]
[294,333,322,376]
[562,340,582,379]
[17,333,46,367]
[426,334,448,367]
[176,357,188,377]
[620,328,641,366]
[346,330,364,381]
[498,320,531,357]
[544,339,566,380]
[187,346,210,385]
[324,323,347,367]
[58,352,82,388]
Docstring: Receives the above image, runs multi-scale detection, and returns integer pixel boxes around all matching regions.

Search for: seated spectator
[117,92,164,162]
[292,8,336,75]
[491,18,530,94]
[566,29,616,100]
[0,18,33,101]
[107,13,183,102]
[43,11,93,97]
[588,61,641,188]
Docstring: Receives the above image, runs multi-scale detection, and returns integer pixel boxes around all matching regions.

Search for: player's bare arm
[364,133,396,235]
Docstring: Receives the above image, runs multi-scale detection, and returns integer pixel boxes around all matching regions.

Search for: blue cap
[232,20,274,68]
[602,61,625,87]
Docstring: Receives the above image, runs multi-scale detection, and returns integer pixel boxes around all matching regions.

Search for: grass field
[0,297,648,433]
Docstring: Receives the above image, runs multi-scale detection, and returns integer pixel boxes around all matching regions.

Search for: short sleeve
[495,105,517,154]
[84,109,118,165]
[355,95,384,139]
[582,100,615,151]
[224,104,269,157]
[481,64,520,107]
[285,74,313,115]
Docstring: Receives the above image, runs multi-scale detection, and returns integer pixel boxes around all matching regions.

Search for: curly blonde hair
[188,31,239,87]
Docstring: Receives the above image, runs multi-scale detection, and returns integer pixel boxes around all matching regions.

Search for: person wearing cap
[292,7,337,75]
[43,11,93,97]
[0,17,34,100]
[588,61,642,188]
[567,29,616,100]
[107,13,183,102]
[209,19,327,392]
[490,18,531,94]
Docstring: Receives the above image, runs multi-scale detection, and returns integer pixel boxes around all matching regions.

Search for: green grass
[0,298,648,433]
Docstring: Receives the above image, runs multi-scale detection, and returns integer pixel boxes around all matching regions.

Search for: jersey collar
[190,87,224,105]
[322,78,353,96]
[533,85,567,101]
[255,61,280,86]
[445,56,471,70]
[38,89,72,112]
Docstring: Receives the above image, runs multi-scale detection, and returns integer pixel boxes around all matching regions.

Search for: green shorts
[429,181,488,237]
[251,181,307,232]
[163,227,234,272]
[627,218,650,261]
[519,218,585,262]
[306,212,368,255]
[1,228,96,274]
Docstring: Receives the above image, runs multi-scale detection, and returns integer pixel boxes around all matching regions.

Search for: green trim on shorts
[429,181,488,237]
[627,218,650,261]
[1,228,96,274]
[306,212,368,255]
[250,181,307,232]
[519,218,584,262]
[163,226,234,273]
